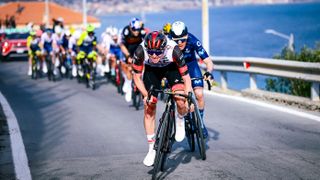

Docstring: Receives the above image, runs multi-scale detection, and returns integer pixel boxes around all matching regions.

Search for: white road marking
[205,90,320,122]
[0,92,32,180]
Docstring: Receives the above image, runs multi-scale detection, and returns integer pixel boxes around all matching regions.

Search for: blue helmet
[130,18,142,31]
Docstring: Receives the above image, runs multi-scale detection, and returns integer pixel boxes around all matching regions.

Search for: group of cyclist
[26,17,214,167]
[27,23,98,80]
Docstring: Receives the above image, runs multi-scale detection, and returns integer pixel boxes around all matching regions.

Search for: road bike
[148,86,204,179]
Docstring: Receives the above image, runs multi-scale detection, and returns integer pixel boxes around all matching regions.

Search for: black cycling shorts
[143,63,184,98]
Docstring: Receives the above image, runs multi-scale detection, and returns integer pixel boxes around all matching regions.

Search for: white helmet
[105,26,112,35]
[170,21,188,38]
[109,27,118,37]
[54,26,62,34]
[73,30,82,40]
[65,30,71,36]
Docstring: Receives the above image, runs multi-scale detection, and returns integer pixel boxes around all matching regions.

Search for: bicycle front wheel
[152,112,170,180]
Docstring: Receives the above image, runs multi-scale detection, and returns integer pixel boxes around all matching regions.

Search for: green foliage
[265,42,320,97]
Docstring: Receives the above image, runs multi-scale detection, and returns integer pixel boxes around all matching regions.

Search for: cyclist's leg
[27,50,33,76]
[187,60,208,138]
[165,63,188,142]
[41,49,48,73]
[142,65,163,166]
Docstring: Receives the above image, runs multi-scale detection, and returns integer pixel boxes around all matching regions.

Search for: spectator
[9,15,16,28]
[5,15,10,28]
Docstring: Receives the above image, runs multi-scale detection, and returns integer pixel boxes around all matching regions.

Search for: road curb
[0,91,32,180]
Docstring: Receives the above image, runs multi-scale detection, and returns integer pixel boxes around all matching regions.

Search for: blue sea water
[96,2,320,90]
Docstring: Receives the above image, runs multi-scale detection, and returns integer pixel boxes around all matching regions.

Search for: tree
[265,42,320,98]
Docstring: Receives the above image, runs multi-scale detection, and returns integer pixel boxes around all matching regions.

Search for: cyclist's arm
[120,43,130,59]
[132,45,148,97]
[194,37,214,73]
[26,36,32,51]
[203,57,214,73]
[172,45,192,94]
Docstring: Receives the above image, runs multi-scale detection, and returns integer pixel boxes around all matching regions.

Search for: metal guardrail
[208,56,320,101]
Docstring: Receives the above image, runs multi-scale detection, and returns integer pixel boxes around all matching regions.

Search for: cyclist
[132,31,192,166]
[52,26,66,75]
[40,28,55,74]
[76,24,98,70]
[162,22,171,36]
[120,17,146,102]
[68,29,82,77]
[101,26,122,78]
[27,30,42,75]
[170,21,214,139]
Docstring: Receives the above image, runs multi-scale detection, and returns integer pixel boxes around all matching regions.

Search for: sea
[96,2,320,90]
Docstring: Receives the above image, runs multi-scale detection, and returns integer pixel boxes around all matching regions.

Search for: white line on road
[205,90,320,122]
[0,92,32,180]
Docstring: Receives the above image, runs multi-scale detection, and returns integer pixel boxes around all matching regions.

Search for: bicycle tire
[185,118,195,152]
[152,112,170,180]
[193,111,206,160]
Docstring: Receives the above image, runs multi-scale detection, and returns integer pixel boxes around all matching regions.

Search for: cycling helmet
[36,29,43,37]
[170,21,188,38]
[65,30,71,36]
[29,30,36,36]
[54,26,62,34]
[73,30,82,40]
[144,31,167,50]
[130,18,142,31]
[86,24,95,33]
[162,23,171,35]
[45,28,53,34]
[109,27,118,37]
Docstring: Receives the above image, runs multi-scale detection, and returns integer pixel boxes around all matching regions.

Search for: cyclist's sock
[147,134,155,150]
[199,109,205,128]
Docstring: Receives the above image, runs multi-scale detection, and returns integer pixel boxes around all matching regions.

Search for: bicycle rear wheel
[193,111,206,160]
[185,117,195,152]
[152,112,170,180]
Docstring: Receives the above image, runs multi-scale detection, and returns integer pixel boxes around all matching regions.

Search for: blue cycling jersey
[180,33,209,88]
[181,33,209,63]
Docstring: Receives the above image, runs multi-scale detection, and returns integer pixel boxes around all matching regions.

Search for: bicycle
[184,77,212,159]
[83,57,97,90]
[31,52,41,80]
[115,59,124,94]
[45,53,56,82]
[148,86,204,179]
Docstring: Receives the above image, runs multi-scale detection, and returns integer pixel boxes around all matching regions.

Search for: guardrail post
[250,73,257,90]
[221,71,228,90]
[311,82,319,101]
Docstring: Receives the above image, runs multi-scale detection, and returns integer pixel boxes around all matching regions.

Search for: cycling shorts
[143,63,184,100]
[187,60,204,88]
[107,47,123,60]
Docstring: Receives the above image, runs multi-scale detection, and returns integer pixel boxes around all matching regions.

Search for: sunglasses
[173,38,187,44]
[147,49,164,56]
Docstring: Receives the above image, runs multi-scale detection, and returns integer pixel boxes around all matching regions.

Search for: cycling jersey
[175,33,210,88]
[41,33,54,53]
[102,34,122,59]
[77,32,97,54]
[121,25,146,56]
[27,36,41,54]
[68,35,77,56]
[133,38,189,98]
[133,38,188,76]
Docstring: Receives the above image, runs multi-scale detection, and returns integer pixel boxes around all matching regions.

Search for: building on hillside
[0,1,100,29]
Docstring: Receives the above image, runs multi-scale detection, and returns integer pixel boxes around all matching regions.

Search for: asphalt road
[0,61,320,180]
